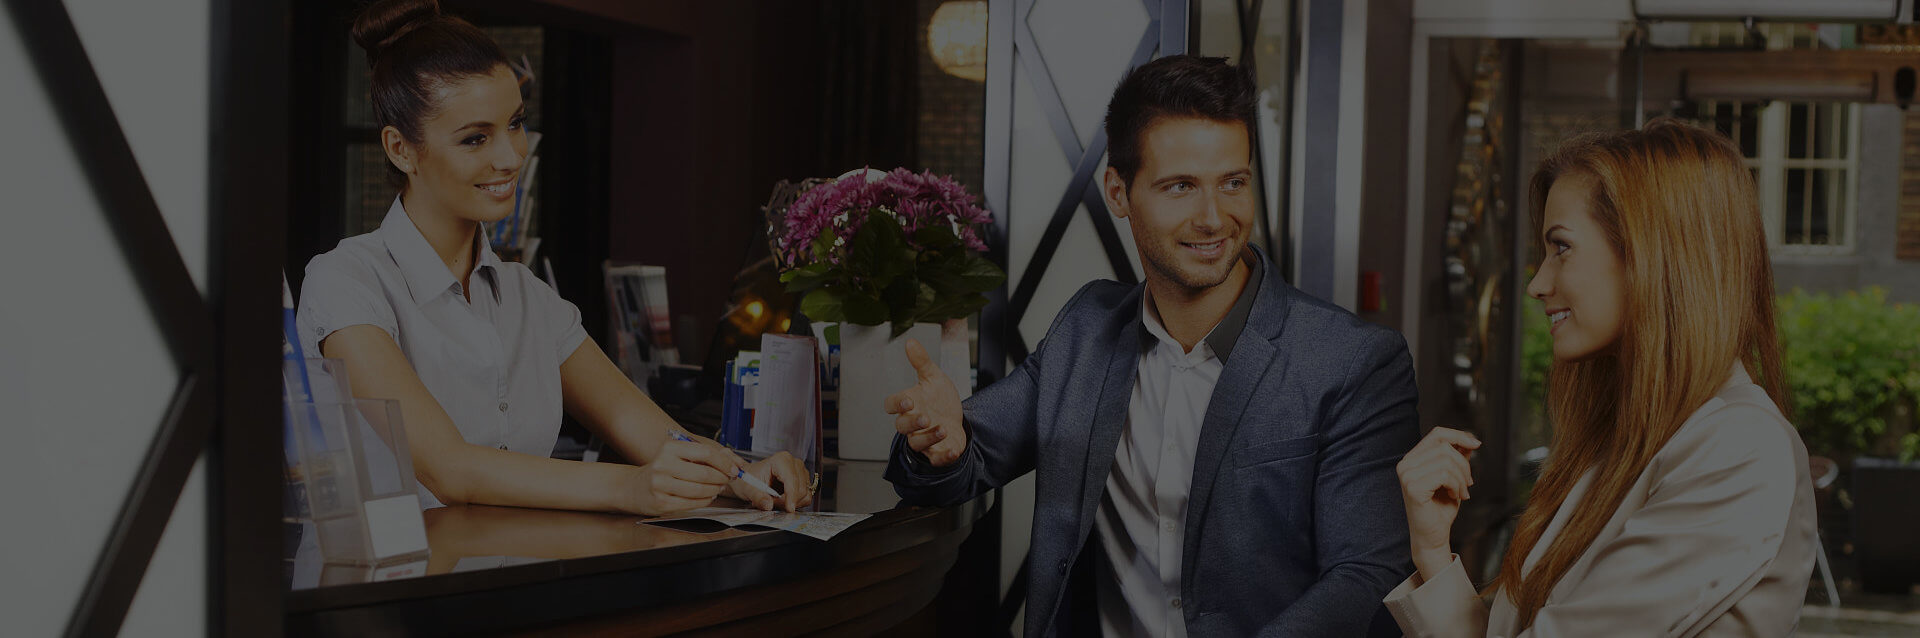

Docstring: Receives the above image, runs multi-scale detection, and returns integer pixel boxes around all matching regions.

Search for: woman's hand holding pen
[625,436,744,516]
[1396,426,1481,583]
[734,451,814,513]
[665,431,814,513]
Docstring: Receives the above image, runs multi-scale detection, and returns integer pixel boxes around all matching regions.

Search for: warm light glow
[928,1,987,82]
[746,301,766,320]
[779,318,792,332]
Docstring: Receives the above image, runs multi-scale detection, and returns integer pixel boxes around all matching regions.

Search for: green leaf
[799,287,848,323]
[918,289,991,322]
[840,289,889,326]
[858,209,913,287]
[880,277,932,326]
[958,255,1008,292]
[810,232,837,262]
[779,263,835,292]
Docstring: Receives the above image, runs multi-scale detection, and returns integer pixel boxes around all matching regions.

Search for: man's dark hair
[1102,55,1257,186]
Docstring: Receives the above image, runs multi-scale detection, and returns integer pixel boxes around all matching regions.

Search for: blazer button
[1057,559,1069,574]
[498,401,509,412]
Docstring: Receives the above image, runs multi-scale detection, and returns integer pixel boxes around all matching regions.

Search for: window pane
[1709,101,1734,139]
[1810,103,1844,160]
[1822,168,1848,247]
[482,27,544,130]
[345,142,397,236]
[1836,103,1851,160]
[1788,103,1810,160]
[1786,167,1808,244]
[343,36,374,129]
[1810,168,1833,246]
[1739,102,1759,155]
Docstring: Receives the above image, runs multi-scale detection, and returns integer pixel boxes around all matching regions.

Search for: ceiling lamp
[929,1,988,82]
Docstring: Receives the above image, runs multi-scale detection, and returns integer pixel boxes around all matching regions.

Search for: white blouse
[1383,363,1817,637]
[297,197,587,508]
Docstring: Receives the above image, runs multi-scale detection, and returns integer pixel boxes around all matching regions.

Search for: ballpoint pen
[667,430,783,499]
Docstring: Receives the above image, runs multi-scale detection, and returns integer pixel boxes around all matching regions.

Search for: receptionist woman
[298,0,811,515]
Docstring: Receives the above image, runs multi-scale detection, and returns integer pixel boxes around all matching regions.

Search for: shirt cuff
[904,442,962,476]
[1383,554,1487,638]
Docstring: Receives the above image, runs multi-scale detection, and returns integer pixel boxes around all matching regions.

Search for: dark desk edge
[284,494,992,633]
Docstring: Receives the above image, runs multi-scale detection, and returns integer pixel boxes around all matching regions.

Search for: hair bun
[351,0,441,66]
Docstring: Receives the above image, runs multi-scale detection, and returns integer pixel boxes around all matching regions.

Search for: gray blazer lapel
[1181,254,1293,591]
[1181,337,1279,581]
[1075,316,1140,542]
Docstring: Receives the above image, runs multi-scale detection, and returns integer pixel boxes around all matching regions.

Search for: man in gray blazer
[884,55,1418,636]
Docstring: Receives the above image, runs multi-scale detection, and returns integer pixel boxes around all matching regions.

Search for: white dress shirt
[1095,254,1260,637]
[297,197,587,508]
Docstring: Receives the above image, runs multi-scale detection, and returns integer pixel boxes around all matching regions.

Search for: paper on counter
[643,507,870,541]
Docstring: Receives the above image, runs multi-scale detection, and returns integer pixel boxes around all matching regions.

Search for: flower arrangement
[773,168,1006,337]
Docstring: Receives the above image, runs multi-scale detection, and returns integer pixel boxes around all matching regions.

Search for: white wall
[0,1,213,635]
[1009,0,1148,344]
[993,0,1165,631]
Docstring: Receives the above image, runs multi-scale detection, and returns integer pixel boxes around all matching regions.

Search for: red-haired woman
[1387,119,1816,637]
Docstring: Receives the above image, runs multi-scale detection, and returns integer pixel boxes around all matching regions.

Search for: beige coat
[1384,364,1817,637]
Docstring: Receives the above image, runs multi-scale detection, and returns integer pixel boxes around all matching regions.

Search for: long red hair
[1493,118,1790,629]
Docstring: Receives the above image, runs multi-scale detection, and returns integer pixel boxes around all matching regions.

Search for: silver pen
[668,430,783,499]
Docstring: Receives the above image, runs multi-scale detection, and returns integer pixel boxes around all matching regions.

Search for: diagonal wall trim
[1008,133,1115,332]
[7,0,215,368]
[1080,182,1137,286]
[65,377,212,638]
[1164,0,1190,56]
[1013,0,1087,161]
[1142,0,1163,21]
[5,1,223,636]
[1006,16,1163,329]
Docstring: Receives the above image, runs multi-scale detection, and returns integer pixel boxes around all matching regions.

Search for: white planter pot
[834,319,972,461]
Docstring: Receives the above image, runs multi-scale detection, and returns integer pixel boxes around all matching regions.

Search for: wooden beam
[1644,49,1920,105]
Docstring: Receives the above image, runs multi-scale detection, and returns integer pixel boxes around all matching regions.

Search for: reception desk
[283,460,997,636]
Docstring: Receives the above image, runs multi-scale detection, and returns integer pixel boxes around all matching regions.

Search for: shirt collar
[1139,249,1263,364]
[376,196,502,304]
[1724,360,1752,392]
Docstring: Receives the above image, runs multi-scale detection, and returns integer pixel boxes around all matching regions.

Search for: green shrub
[1778,287,1920,462]
[1520,293,1554,442]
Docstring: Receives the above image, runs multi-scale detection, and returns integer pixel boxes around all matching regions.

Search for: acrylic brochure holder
[284,358,430,566]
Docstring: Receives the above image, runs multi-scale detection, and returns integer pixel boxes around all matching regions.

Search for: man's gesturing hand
[883,339,967,467]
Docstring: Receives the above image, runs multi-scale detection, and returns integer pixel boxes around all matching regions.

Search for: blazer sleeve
[1515,404,1804,638]
[1258,329,1423,637]
[1383,554,1491,638]
[885,284,1099,506]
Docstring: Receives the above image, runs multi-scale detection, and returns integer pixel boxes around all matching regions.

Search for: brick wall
[914,0,986,200]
